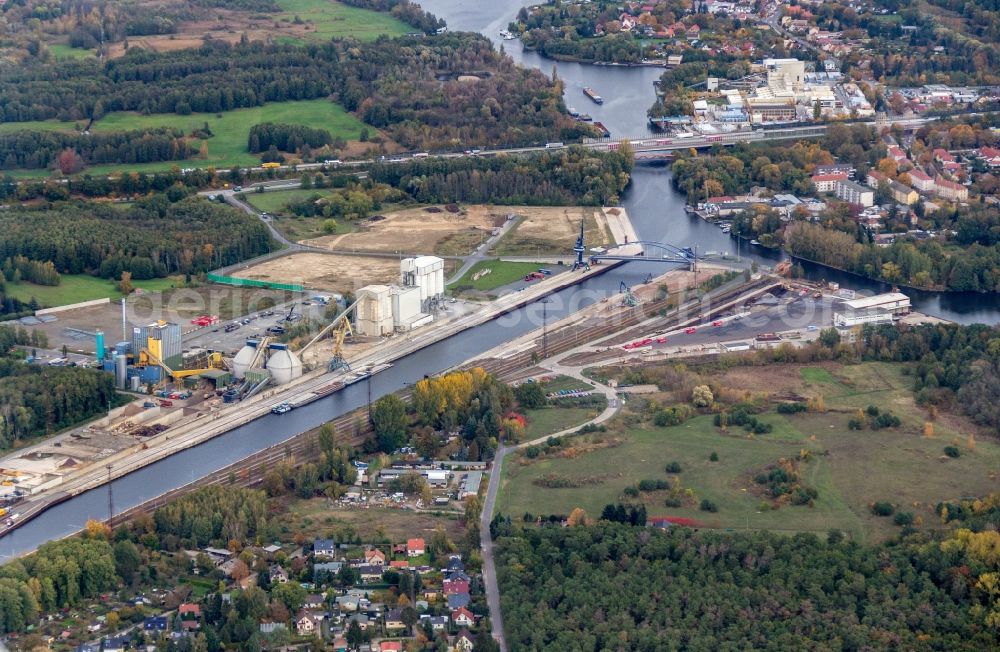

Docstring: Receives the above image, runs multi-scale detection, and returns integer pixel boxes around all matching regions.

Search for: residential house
[332,638,349,652]
[348,613,372,630]
[933,148,955,164]
[102,637,129,652]
[389,560,410,570]
[203,547,233,564]
[296,612,321,636]
[75,645,99,652]
[811,173,847,193]
[358,564,384,583]
[86,621,102,633]
[144,615,168,632]
[269,565,289,584]
[446,556,465,573]
[835,179,874,207]
[178,603,201,631]
[365,548,387,566]
[407,538,426,557]
[420,614,449,631]
[453,629,475,652]
[447,593,471,609]
[451,607,475,627]
[444,577,471,595]
[304,593,326,610]
[314,538,337,558]
[908,169,934,192]
[314,561,343,583]
[385,608,406,631]
[888,180,918,205]
[934,177,969,201]
[379,643,403,652]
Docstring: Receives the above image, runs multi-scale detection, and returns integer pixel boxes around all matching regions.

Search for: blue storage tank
[115,341,131,355]
[95,330,105,363]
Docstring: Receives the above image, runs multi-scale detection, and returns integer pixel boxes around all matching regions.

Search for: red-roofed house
[378,642,402,652]
[687,24,701,38]
[705,195,734,205]
[887,146,908,163]
[178,604,201,631]
[451,607,475,627]
[865,170,888,189]
[443,577,470,594]
[812,173,848,193]
[934,148,954,162]
[907,169,934,192]
[934,177,968,201]
[978,146,1000,167]
[365,548,386,566]
[389,560,409,569]
[406,538,425,557]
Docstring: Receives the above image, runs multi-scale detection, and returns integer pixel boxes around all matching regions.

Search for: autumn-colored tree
[56,148,84,175]
[118,271,133,295]
[567,507,589,526]
[923,422,935,438]
[83,518,111,540]
[230,558,250,583]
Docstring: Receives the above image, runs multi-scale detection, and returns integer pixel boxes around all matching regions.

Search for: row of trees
[2,256,60,286]
[0,128,193,171]
[494,520,999,650]
[0,194,273,280]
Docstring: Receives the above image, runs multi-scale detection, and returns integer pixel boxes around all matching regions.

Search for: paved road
[447,215,521,285]
[478,356,623,652]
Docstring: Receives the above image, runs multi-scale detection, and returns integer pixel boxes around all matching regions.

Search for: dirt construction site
[236,204,625,292]
[304,205,505,255]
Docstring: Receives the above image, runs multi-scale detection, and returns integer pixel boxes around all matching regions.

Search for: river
[1,0,997,557]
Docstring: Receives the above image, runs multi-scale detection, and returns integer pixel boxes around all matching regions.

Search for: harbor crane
[300,296,362,372]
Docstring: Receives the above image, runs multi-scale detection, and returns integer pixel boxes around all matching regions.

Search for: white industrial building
[834,308,894,327]
[391,285,432,332]
[356,284,395,337]
[400,256,445,305]
[842,292,911,316]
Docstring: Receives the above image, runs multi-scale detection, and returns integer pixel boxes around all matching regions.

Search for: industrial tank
[265,345,302,385]
[114,354,128,389]
[95,330,105,363]
[231,340,259,380]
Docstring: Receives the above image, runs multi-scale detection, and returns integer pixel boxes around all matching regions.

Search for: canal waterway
[1,0,996,557]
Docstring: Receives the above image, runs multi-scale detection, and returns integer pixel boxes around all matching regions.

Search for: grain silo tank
[265,344,302,385]
[95,330,105,363]
[231,340,260,380]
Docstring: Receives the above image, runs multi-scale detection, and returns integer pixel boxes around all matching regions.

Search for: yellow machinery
[139,347,226,381]
[299,298,361,372]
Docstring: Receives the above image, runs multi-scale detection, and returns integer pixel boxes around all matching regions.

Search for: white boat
[499,29,516,40]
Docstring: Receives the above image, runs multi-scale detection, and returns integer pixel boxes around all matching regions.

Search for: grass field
[274,0,412,43]
[498,362,1000,542]
[523,406,603,440]
[5,275,181,308]
[449,260,543,292]
[274,495,466,543]
[0,99,367,175]
[47,44,95,60]
[245,189,323,213]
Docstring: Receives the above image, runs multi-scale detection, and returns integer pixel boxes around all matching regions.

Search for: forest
[0,128,193,171]
[0,195,273,280]
[368,146,634,206]
[247,123,333,154]
[0,34,586,152]
[493,518,1000,650]
[0,325,121,450]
